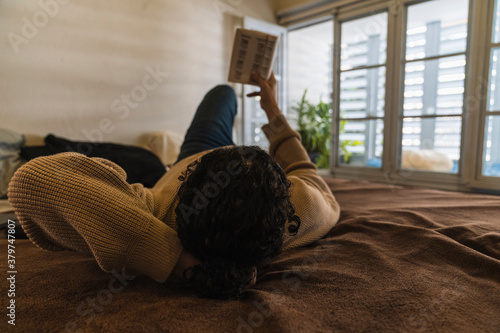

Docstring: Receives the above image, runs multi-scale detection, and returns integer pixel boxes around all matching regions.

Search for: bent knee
[214,84,234,93]
[211,84,236,101]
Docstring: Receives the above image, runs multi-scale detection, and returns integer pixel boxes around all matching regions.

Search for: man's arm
[247,72,311,169]
[248,72,340,249]
[8,152,198,282]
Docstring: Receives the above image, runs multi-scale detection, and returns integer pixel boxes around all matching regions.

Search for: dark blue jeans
[175,85,237,164]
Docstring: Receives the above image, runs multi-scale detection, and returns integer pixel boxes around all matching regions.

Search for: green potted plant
[291,89,362,168]
[338,119,363,164]
[291,90,331,169]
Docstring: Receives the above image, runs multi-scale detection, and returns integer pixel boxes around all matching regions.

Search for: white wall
[0,0,277,146]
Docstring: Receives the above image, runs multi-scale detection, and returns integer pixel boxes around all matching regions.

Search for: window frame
[331,4,395,184]
[324,0,500,193]
[466,0,500,192]
[394,0,471,187]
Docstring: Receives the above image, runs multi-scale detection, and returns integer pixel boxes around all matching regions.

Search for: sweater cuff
[128,219,183,283]
[261,114,301,157]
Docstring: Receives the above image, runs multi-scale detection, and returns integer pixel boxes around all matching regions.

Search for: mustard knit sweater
[8,115,340,283]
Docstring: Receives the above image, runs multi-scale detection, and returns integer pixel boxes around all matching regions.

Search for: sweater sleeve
[7,152,182,283]
[262,115,340,250]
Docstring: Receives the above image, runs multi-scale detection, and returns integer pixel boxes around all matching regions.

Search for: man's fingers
[251,72,266,85]
[269,71,276,84]
[246,91,260,97]
[243,268,258,289]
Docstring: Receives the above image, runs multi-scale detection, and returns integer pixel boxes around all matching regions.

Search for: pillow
[402,149,453,172]
[0,129,25,198]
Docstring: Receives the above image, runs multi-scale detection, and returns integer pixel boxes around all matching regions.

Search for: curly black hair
[175,146,300,299]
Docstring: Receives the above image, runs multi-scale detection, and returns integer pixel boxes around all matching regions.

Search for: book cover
[228,28,278,86]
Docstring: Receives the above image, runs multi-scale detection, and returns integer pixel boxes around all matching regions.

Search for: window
[338,13,387,167]
[281,0,500,193]
[401,0,469,174]
[287,20,333,167]
[481,0,500,179]
[288,20,333,109]
[334,0,469,178]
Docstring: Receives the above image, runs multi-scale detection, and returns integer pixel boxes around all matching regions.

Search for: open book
[228,28,278,86]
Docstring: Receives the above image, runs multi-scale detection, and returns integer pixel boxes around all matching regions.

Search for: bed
[1,177,499,332]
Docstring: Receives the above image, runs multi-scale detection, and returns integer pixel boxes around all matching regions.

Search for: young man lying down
[8,72,340,299]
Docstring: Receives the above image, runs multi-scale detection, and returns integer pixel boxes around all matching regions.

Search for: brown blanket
[1,178,500,332]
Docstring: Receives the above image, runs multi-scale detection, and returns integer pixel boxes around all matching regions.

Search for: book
[228,28,279,86]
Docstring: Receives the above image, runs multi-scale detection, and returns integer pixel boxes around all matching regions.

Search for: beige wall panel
[0,0,276,145]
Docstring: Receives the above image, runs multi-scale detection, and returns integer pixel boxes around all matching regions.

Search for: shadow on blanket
[1,178,499,332]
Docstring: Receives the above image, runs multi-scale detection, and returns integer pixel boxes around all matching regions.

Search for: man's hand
[172,251,258,288]
[172,250,200,281]
[246,72,282,121]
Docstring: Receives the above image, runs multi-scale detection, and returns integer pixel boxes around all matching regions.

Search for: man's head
[175,146,300,299]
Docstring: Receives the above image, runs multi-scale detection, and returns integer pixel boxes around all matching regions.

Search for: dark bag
[21,134,166,188]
